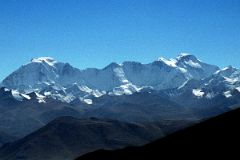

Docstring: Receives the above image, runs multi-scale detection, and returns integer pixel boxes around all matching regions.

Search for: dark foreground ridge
[77,107,240,159]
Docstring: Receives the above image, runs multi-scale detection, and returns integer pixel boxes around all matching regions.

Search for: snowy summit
[31,57,57,66]
[1,53,239,104]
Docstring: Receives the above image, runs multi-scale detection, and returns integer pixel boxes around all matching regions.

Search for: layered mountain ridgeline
[0,54,225,104]
[2,84,238,147]
[0,117,194,160]
[0,88,197,145]
[77,107,240,160]
[0,54,239,159]
[0,54,239,120]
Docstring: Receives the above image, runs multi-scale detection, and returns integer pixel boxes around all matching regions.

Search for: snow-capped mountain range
[1,54,239,104]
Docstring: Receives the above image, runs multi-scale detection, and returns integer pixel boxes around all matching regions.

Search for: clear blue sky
[0,0,240,80]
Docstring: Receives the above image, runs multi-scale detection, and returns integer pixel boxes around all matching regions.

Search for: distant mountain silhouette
[77,107,240,159]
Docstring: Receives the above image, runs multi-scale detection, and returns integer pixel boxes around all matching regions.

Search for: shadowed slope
[77,107,240,160]
[0,117,169,160]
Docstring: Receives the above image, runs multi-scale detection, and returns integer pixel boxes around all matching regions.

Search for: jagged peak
[157,57,177,67]
[215,65,238,75]
[31,57,57,66]
[176,53,198,61]
[103,62,121,70]
[178,53,191,57]
[222,65,237,71]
